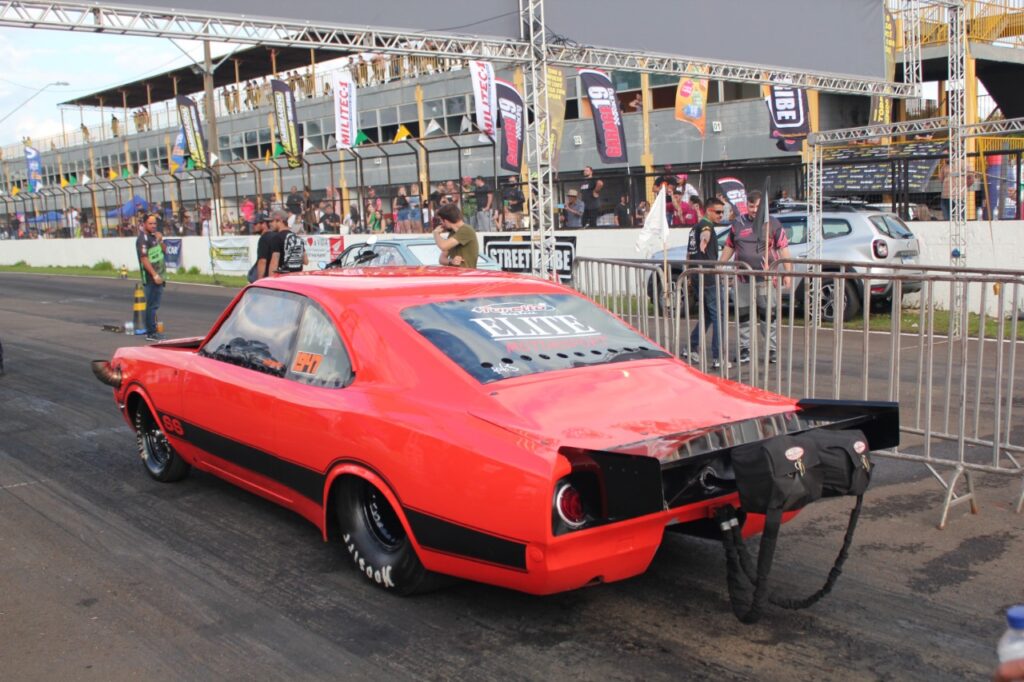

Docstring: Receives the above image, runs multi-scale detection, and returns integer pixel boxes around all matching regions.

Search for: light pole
[0,81,70,127]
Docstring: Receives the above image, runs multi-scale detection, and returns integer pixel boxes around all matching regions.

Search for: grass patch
[0,263,248,288]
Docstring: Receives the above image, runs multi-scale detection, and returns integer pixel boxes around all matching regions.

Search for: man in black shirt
[685,197,726,368]
[251,213,274,280]
[614,194,633,227]
[581,178,603,228]
[268,209,308,273]
[285,186,303,217]
[502,178,525,230]
[472,176,494,232]
[322,207,342,233]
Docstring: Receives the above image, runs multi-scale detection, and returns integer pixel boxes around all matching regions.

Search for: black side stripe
[403,509,527,571]
[164,413,325,505]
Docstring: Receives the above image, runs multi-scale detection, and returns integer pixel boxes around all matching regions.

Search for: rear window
[869,215,915,239]
[401,294,669,383]
[777,217,854,243]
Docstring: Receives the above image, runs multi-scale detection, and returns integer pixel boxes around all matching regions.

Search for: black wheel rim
[141,420,171,473]
[820,281,836,322]
[360,484,405,551]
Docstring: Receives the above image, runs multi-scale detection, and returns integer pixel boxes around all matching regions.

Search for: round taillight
[555,483,586,529]
[873,239,889,259]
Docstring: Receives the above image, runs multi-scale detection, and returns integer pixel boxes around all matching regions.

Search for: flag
[185,158,195,170]
[68,174,77,186]
[354,130,370,145]
[469,60,497,141]
[495,79,525,173]
[636,186,669,256]
[424,119,443,136]
[870,9,898,124]
[80,174,90,186]
[264,148,272,163]
[137,163,148,177]
[302,139,315,153]
[10,185,19,197]
[333,69,357,150]
[459,115,473,133]
[766,85,810,153]
[271,79,302,169]
[24,146,42,192]
[542,66,567,172]
[579,69,628,164]
[717,177,749,218]
[273,143,286,157]
[108,168,119,180]
[675,74,709,137]
[60,176,69,188]
[176,95,208,170]
[121,167,131,178]
[169,128,186,176]
[393,124,413,142]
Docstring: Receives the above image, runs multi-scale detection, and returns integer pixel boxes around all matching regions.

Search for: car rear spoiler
[558,399,899,523]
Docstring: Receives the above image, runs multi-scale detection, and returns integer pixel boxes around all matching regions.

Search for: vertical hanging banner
[717,177,749,218]
[579,69,628,164]
[869,10,898,125]
[766,85,810,152]
[469,60,497,141]
[542,66,567,171]
[674,74,709,137]
[24,146,42,192]
[495,79,525,174]
[334,69,358,150]
[271,79,302,169]
[176,95,208,170]
[169,128,187,175]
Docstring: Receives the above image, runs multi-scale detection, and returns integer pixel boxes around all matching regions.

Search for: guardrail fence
[572,256,1024,528]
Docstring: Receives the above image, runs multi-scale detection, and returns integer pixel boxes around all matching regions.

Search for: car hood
[471,359,797,452]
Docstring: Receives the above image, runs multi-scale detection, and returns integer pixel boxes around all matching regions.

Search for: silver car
[328,236,502,271]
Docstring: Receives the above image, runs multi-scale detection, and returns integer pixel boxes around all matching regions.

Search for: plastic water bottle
[124,321,134,336]
[998,605,1024,664]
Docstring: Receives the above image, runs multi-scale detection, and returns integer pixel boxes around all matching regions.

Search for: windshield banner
[176,95,208,170]
[209,236,251,272]
[496,79,525,174]
[271,79,302,169]
[580,69,628,164]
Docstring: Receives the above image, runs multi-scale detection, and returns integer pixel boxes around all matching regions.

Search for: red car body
[95,268,896,595]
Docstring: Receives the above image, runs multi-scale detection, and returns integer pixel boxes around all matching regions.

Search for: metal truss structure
[902,0,925,114]
[520,0,557,280]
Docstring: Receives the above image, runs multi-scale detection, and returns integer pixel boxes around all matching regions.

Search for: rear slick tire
[134,404,190,483]
[334,476,445,596]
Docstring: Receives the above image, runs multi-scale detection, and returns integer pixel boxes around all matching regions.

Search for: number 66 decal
[161,415,184,436]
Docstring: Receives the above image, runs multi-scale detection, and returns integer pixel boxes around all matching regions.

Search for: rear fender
[321,463,415,545]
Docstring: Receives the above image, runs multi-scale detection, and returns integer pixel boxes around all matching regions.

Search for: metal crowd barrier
[571,256,1024,528]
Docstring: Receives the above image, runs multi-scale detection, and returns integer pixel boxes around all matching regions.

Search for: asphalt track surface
[1,272,1022,681]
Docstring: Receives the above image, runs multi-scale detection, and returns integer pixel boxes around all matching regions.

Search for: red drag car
[93,268,897,596]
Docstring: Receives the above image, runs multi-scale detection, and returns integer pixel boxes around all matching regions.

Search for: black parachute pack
[717,428,873,624]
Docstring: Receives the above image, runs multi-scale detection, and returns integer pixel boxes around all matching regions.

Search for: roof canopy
[60,45,351,109]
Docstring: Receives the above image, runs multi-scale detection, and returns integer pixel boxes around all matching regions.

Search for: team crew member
[137,213,167,342]
[718,190,792,364]
[252,213,274,280]
[268,208,308,273]
[686,197,726,368]
[432,203,478,268]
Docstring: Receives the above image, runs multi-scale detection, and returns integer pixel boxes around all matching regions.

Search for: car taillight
[555,483,587,529]
[872,239,889,259]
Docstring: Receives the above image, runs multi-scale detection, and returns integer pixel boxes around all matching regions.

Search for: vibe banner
[675,74,709,137]
[334,69,358,150]
[716,176,749,218]
[176,95,208,170]
[24,146,42,192]
[579,69,628,164]
[495,79,525,174]
[766,85,810,153]
[469,60,497,141]
[271,79,302,169]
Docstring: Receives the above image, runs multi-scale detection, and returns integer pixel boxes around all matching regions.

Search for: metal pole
[203,40,222,236]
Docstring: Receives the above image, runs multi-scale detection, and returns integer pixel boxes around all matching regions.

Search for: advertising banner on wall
[176,95,208,170]
[271,79,302,169]
[24,146,42,192]
[484,235,576,283]
[495,79,525,174]
[674,74,709,137]
[209,236,251,272]
[334,69,358,150]
[579,69,628,164]
[766,85,810,152]
[304,235,345,265]
[469,60,497,141]
[163,238,183,269]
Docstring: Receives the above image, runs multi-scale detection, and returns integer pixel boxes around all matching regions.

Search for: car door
[178,287,304,502]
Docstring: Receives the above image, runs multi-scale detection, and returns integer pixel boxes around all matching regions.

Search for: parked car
[328,236,502,271]
[92,268,897,597]
[650,210,922,322]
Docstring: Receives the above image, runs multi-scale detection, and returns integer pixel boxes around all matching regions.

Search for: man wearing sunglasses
[685,197,726,368]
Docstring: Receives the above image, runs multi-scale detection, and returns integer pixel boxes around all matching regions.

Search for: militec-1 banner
[579,69,628,164]
[717,177,748,218]
[271,79,302,169]
[495,79,525,174]
[24,146,42,192]
[766,85,810,153]
[469,60,497,141]
[176,95,208,170]
[334,69,357,150]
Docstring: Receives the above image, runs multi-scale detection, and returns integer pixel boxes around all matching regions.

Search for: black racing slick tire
[334,476,445,596]
[134,404,191,483]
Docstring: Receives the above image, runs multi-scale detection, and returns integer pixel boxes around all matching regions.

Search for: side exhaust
[91,360,122,388]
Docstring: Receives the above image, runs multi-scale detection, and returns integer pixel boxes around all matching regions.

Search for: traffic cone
[132,283,147,335]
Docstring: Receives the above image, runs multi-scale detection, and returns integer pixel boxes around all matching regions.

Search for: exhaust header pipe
[91,360,122,388]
